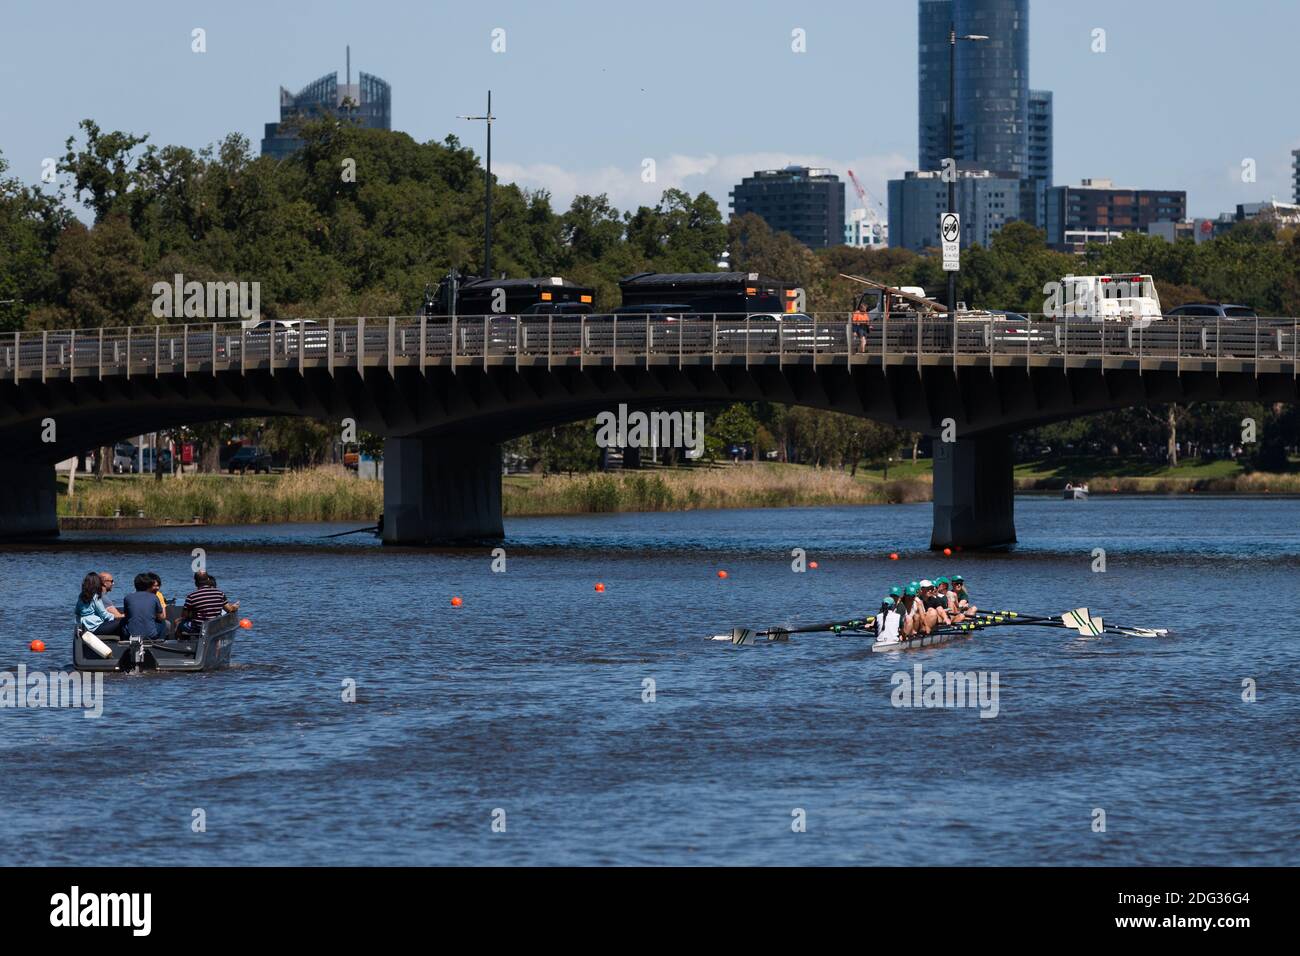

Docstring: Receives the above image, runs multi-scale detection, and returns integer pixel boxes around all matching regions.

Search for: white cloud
[495,151,912,220]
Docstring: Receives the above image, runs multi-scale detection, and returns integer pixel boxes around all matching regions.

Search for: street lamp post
[947,25,988,315]
[459,91,496,280]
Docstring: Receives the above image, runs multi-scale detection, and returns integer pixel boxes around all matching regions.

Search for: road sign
[941,213,960,271]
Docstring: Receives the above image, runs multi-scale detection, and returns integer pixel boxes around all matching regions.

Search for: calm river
[2,496,1297,865]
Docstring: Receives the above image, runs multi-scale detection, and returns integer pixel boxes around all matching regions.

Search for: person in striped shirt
[184,572,239,623]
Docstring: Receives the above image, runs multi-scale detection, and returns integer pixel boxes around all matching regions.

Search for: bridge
[2,313,1297,547]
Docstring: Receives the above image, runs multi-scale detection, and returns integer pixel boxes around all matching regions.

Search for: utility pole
[459,92,496,279]
[947,24,988,314]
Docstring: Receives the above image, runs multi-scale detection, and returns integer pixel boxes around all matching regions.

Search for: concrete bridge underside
[2,361,1296,548]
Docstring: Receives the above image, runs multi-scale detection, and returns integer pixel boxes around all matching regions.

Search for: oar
[720,616,878,646]
[969,609,1170,638]
[320,524,380,539]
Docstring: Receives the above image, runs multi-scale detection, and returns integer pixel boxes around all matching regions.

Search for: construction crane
[846,169,885,247]
[847,170,884,221]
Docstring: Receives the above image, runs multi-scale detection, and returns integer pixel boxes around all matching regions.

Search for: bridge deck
[5,314,1298,382]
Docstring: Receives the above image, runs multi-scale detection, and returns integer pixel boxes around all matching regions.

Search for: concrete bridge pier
[382,437,504,545]
[930,434,1017,551]
[0,460,58,540]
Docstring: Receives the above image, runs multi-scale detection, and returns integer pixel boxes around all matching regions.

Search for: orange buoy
[717,570,728,579]
[889,552,899,561]
[450,596,463,607]
[943,547,952,557]
[594,582,605,592]
[29,639,45,653]
[809,561,819,570]
[239,618,253,629]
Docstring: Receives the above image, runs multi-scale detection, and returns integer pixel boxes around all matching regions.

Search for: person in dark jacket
[123,573,167,640]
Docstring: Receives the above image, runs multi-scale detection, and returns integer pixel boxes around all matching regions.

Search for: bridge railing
[3,313,1297,377]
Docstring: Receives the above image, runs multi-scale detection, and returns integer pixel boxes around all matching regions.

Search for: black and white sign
[941,213,960,271]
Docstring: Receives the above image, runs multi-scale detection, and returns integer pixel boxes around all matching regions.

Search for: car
[227,446,272,474]
[242,319,327,357]
[138,448,174,473]
[1165,303,1258,320]
[519,302,594,317]
[112,443,137,474]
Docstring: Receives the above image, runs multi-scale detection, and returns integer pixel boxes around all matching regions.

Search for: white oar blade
[1061,608,1087,630]
[731,628,755,647]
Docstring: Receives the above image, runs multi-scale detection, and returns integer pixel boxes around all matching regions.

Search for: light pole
[458,91,496,280]
[947,25,988,314]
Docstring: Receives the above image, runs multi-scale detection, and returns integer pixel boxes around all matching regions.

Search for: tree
[711,404,759,457]
[58,120,150,223]
[539,421,601,476]
[261,417,336,469]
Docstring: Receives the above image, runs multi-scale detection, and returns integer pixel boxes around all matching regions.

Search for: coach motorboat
[73,610,240,673]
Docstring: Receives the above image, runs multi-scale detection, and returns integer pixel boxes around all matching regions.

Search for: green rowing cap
[890,586,903,597]
[936,576,950,585]
[951,574,964,583]
[905,584,919,597]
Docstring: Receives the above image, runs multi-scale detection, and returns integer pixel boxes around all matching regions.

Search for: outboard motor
[128,633,147,673]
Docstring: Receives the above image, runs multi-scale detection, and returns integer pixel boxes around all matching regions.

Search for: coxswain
[874,595,904,645]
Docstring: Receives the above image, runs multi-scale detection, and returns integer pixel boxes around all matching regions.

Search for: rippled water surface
[2,496,1298,865]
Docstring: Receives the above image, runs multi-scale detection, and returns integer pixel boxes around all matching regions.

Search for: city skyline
[1,0,1296,224]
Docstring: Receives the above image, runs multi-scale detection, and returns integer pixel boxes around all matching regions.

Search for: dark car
[519,301,594,317]
[1165,303,1258,319]
[227,445,272,474]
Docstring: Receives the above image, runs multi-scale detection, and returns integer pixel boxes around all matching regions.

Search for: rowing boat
[716,607,1168,651]
[871,629,974,652]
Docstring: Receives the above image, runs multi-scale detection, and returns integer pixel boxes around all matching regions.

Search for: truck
[1054,274,1163,323]
[418,272,595,317]
[617,271,803,318]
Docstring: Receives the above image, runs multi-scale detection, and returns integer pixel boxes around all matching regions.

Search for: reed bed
[1015,472,1300,495]
[503,465,932,515]
[60,467,383,523]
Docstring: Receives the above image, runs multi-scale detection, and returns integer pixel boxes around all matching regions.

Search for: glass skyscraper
[918,0,1031,179]
[261,51,392,159]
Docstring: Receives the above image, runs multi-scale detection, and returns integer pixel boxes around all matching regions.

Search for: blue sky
[1,0,1296,222]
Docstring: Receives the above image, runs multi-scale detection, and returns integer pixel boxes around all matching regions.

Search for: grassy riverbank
[502,463,930,515]
[1011,455,1300,495]
[54,455,1300,527]
[58,467,383,523]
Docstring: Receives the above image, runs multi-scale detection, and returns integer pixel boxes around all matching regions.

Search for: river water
[2,497,1297,865]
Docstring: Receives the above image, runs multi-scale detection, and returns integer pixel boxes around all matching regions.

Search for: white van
[1055,274,1163,323]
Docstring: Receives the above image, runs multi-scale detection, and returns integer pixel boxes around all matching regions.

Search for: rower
[935,576,966,623]
[951,575,978,616]
[919,579,951,630]
[874,597,904,645]
[898,584,928,636]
